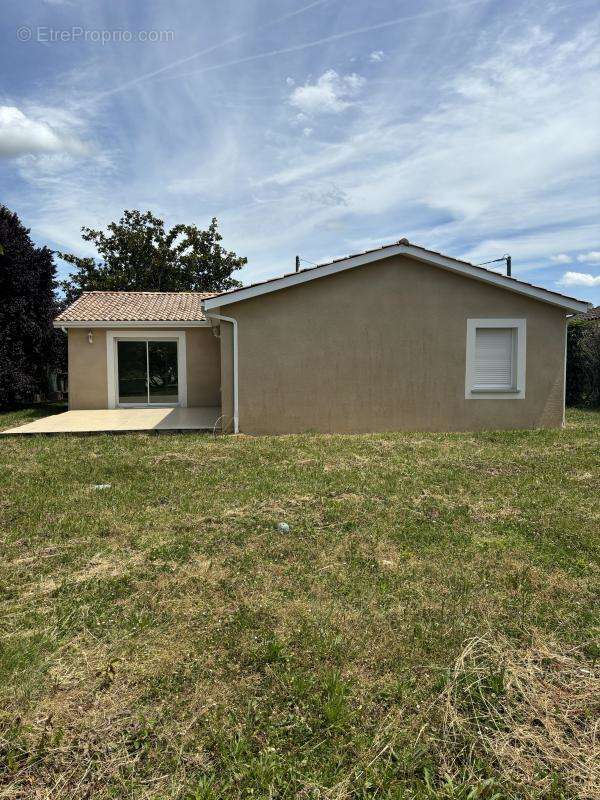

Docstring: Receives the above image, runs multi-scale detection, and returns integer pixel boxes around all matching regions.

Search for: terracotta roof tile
[575,305,600,320]
[55,291,215,323]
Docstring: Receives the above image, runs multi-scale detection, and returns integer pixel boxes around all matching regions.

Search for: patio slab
[1,407,222,435]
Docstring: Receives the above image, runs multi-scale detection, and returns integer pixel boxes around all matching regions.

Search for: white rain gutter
[206,313,239,434]
[563,315,572,428]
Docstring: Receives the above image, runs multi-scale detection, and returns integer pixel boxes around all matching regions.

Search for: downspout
[206,313,239,434]
[563,314,572,428]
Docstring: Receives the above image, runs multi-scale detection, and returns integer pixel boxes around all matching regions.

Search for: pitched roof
[55,291,215,324]
[204,239,591,314]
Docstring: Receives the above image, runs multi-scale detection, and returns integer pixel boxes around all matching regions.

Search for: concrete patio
[1,407,222,435]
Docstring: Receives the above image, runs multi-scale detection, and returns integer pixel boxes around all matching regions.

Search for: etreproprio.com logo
[16,26,175,44]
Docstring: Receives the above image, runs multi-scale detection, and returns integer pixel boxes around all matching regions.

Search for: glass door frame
[106,329,188,409]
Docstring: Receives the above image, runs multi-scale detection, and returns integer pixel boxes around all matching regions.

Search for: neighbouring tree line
[0,208,62,405]
[0,205,245,406]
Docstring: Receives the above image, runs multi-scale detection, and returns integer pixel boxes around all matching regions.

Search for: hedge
[566,319,600,407]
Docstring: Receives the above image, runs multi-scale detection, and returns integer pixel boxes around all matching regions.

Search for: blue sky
[1,0,599,303]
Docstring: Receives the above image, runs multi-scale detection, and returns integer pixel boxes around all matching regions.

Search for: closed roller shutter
[474,328,515,390]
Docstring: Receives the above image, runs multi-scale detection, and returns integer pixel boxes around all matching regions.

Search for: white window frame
[106,329,187,409]
[465,319,526,400]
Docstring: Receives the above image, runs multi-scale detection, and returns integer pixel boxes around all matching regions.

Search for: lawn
[0,403,67,431]
[0,409,598,799]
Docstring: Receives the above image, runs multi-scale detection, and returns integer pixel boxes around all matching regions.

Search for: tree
[59,210,245,302]
[0,206,58,404]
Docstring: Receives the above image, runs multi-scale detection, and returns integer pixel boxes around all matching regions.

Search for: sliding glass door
[117,341,148,404]
[117,339,179,406]
[148,341,178,403]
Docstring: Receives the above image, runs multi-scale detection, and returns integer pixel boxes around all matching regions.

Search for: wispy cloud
[158,0,491,84]
[259,15,600,279]
[557,271,600,287]
[86,0,333,104]
[2,0,599,304]
[577,251,600,264]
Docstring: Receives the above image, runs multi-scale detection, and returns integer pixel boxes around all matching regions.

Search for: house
[54,240,590,434]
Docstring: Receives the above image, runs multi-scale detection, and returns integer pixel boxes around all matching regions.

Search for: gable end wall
[218,254,567,433]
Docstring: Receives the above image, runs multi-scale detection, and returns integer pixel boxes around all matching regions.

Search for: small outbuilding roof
[55,291,215,326]
[575,305,600,320]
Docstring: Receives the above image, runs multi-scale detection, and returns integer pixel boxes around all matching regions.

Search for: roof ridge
[204,240,590,312]
[81,290,214,295]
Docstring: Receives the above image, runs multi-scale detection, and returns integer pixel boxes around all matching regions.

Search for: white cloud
[369,50,385,62]
[3,2,599,295]
[0,105,86,158]
[557,271,600,287]
[259,19,600,280]
[302,127,313,137]
[577,251,600,264]
[550,253,572,263]
[288,69,366,115]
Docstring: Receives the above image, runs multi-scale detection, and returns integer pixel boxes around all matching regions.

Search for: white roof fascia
[53,320,211,329]
[203,244,590,313]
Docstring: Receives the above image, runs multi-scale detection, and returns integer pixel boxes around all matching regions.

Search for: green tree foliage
[59,210,245,302]
[0,206,59,404]
[566,319,600,407]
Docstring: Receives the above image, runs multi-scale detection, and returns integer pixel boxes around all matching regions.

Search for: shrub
[566,320,600,407]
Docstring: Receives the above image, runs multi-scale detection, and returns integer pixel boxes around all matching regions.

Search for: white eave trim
[54,319,210,329]
[203,244,590,314]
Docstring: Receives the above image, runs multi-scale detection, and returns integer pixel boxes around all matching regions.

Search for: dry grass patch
[439,633,600,799]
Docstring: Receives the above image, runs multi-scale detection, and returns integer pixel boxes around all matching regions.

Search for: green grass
[0,409,598,798]
[0,402,67,431]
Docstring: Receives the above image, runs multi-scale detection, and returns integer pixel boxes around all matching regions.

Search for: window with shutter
[474,328,515,390]
[465,319,526,399]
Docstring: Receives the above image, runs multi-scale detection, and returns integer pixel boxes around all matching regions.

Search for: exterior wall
[68,328,108,410]
[185,328,221,407]
[67,326,220,409]
[218,254,567,434]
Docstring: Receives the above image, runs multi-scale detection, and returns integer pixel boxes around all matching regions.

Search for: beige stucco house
[54,240,590,434]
